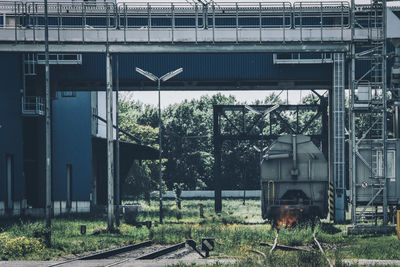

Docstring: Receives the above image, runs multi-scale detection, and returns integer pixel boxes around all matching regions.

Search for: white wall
[157,190,261,199]
[93,91,117,139]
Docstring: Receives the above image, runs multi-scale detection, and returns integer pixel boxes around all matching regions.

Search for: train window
[377,150,396,180]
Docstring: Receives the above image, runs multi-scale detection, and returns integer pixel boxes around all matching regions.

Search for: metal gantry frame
[349,0,389,226]
[213,102,329,213]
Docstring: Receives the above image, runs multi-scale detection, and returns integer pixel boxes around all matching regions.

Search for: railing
[21,96,45,116]
[0,1,384,44]
[36,53,82,64]
[0,1,350,30]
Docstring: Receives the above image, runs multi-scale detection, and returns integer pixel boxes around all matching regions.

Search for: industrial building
[0,0,399,231]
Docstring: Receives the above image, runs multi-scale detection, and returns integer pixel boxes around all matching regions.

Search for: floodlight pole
[157,78,163,224]
[135,67,183,224]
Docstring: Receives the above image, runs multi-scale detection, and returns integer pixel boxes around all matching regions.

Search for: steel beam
[0,43,350,54]
[115,55,120,227]
[106,48,114,230]
[56,81,332,92]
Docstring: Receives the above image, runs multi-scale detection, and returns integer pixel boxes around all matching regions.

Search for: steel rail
[47,240,152,267]
[135,242,186,260]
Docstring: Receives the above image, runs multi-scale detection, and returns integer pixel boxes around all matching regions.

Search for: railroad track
[267,230,333,267]
[48,240,193,267]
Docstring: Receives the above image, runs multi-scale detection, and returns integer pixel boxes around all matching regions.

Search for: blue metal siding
[52,92,92,201]
[52,52,394,87]
[0,54,24,202]
[54,53,332,82]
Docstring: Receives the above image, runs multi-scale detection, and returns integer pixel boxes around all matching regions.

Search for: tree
[118,100,160,200]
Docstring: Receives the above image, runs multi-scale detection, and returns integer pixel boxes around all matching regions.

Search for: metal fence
[1,1,351,30]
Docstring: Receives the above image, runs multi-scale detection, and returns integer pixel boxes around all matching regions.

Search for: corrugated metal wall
[54,53,333,83]
[0,54,24,202]
[52,92,93,201]
[52,51,395,88]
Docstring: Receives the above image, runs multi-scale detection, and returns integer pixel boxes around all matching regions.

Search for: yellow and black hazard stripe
[329,182,335,220]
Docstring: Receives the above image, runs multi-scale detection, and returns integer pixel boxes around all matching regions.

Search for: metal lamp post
[135,67,183,224]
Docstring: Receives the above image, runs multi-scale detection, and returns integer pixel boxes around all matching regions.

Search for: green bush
[0,233,44,257]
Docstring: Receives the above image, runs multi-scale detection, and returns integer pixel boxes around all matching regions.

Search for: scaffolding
[350,0,389,226]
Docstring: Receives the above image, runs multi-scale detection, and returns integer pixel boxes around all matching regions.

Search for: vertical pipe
[115,2,119,30]
[82,2,85,44]
[147,3,151,43]
[259,3,262,44]
[282,3,285,43]
[106,4,109,43]
[213,106,222,213]
[320,2,323,42]
[158,79,163,224]
[115,55,120,227]
[14,2,17,43]
[44,0,52,234]
[212,4,215,43]
[382,0,388,226]
[60,3,63,36]
[57,3,60,43]
[341,2,344,42]
[106,48,114,231]
[124,4,127,43]
[300,2,302,43]
[235,3,238,44]
[33,4,36,43]
[351,43,357,224]
[171,3,174,44]
[394,102,400,138]
[292,135,297,178]
[195,4,198,44]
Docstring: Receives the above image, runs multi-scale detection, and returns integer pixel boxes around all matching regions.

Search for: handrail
[0,1,386,44]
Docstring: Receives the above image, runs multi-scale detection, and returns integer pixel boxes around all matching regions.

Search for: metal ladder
[353,0,388,225]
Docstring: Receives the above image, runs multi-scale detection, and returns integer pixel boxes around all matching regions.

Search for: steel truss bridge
[1,0,399,228]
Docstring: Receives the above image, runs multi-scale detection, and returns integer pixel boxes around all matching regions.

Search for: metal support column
[115,55,120,227]
[213,106,222,213]
[333,53,346,222]
[350,44,357,224]
[382,0,388,226]
[106,48,114,230]
[44,0,52,233]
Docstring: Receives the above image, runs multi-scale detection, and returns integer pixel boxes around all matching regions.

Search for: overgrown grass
[0,199,399,264]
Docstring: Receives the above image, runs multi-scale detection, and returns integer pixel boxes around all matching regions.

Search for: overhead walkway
[0,1,392,52]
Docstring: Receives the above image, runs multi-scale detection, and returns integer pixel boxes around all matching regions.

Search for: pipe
[393,47,400,138]
[263,153,290,160]
[394,102,400,138]
[291,135,299,178]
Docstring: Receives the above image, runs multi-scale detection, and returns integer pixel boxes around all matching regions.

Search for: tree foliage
[118,92,326,197]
